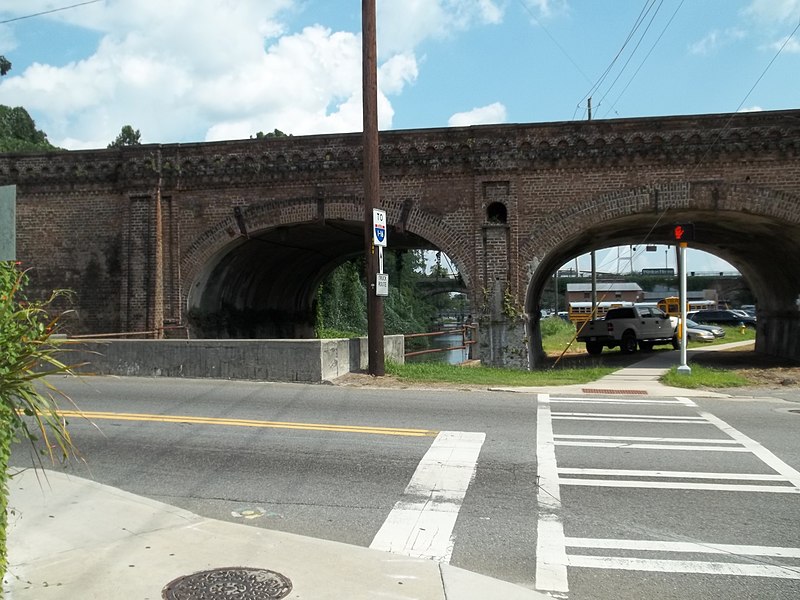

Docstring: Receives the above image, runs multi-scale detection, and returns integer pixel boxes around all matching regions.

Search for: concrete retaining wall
[64,336,405,383]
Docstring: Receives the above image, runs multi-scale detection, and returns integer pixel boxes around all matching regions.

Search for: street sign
[376,273,389,296]
[372,208,387,247]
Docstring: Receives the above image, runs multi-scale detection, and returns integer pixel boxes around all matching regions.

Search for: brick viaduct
[3,108,800,368]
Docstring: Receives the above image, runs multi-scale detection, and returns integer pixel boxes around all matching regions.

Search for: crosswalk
[534,393,800,597]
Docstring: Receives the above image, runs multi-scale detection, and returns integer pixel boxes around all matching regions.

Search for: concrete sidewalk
[4,468,549,600]
[491,341,754,397]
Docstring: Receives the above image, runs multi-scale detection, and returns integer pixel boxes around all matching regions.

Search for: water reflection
[407,332,469,365]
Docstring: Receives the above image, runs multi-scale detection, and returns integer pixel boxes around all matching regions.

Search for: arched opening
[486,201,508,224]
[185,219,466,340]
[525,206,800,366]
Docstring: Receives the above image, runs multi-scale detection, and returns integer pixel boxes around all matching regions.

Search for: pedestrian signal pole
[673,224,694,375]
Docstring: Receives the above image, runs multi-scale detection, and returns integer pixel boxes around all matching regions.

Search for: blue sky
[2,0,799,273]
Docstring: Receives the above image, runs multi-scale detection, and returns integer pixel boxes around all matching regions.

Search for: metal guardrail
[404,325,477,359]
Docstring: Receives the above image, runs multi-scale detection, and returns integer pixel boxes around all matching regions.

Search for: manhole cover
[163,567,292,599]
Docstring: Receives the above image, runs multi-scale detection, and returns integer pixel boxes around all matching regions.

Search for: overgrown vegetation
[0,263,78,584]
[315,251,464,343]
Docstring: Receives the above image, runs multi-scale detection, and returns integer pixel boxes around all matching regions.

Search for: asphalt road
[11,376,800,599]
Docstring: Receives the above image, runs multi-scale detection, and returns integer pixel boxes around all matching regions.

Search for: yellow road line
[56,410,438,438]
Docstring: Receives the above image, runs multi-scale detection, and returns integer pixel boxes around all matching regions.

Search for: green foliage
[0,262,79,582]
[315,251,459,338]
[315,260,367,336]
[107,125,141,148]
[0,105,57,152]
[0,57,10,77]
[253,129,291,139]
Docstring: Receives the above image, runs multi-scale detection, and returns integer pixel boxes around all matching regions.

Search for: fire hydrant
[739,323,746,335]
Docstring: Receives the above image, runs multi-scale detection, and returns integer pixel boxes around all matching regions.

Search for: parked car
[687,309,756,328]
[685,324,715,342]
[685,318,725,338]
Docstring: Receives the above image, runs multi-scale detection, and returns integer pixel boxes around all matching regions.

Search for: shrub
[0,263,78,584]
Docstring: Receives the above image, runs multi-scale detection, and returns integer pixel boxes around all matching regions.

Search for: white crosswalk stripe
[534,393,800,593]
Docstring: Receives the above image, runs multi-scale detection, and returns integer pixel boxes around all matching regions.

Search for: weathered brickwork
[3,109,800,366]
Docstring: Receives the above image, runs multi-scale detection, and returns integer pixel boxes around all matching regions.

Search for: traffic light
[672,223,694,242]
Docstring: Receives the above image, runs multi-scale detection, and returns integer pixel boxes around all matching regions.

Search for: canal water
[407,332,470,365]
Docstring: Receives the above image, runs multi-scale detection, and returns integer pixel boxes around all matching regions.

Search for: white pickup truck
[577,305,679,355]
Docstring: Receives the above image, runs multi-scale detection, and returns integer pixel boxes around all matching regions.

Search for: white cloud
[689,28,746,55]
[738,105,764,112]
[771,35,800,53]
[525,0,570,19]
[448,102,507,127]
[0,0,494,148]
[376,0,504,56]
[744,0,800,23]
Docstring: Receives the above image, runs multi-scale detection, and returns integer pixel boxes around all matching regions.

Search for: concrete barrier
[63,336,404,383]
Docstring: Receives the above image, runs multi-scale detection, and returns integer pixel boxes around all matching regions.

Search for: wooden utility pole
[362,0,384,375]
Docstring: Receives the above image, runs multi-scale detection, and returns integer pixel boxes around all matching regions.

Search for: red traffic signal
[672,223,694,241]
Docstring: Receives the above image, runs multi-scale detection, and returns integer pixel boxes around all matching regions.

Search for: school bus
[656,296,716,317]
[568,301,632,326]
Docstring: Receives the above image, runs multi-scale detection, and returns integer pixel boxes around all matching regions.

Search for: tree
[0,263,79,583]
[0,56,10,77]
[107,125,141,148]
[252,129,291,139]
[0,105,56,152]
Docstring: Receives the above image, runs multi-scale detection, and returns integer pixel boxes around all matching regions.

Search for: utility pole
[588,98,597,314]
[362,0,384,375]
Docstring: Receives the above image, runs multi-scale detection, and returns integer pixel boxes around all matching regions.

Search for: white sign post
[373,208,388,296]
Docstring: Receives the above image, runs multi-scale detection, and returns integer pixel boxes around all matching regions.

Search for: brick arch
[180,195,477,309]
[521,182,800,274]
[520,182,800,365]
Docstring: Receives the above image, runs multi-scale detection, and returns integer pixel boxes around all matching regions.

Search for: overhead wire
[515,0,594,88]
[0,0,104,25]
[602,0,686,119]
[594,0,665,116]
[574,0,660,119]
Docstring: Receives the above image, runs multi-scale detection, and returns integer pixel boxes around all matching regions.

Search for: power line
[516,0,593,87]
[0,0,104,25]
[602,0,685,119]
[594,0,664,114]
[577,0,659,114]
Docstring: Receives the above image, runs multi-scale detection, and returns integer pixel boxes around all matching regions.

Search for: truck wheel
[671,335,680,349]
[586,342,603,355]
[620,332,638,354]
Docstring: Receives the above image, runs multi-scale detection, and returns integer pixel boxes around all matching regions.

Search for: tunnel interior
[526,209,800,363]
[187,219,434,338]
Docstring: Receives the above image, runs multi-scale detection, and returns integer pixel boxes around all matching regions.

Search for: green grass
[686,324,756,348]
[660,364,750,388]
[386,360,615,386]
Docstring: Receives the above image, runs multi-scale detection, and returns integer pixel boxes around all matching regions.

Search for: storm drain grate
[581,388,648,395]
[163,567,292,599]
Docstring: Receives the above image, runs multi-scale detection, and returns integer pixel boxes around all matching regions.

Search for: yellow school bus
[568,301,632,326]
[657,296,716,317]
